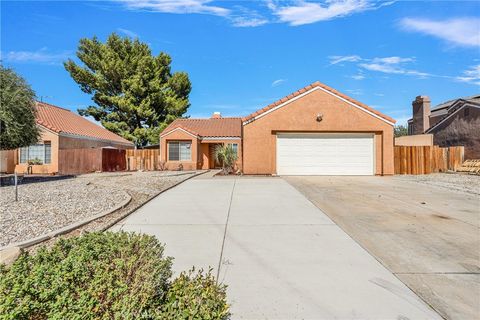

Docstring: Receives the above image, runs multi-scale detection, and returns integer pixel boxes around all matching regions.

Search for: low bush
[0,232,229,320]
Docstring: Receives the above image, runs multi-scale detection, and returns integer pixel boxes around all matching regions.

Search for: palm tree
[214,144,238,174]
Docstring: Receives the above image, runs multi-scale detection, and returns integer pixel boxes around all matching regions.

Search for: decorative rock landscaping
[0,171,198,248]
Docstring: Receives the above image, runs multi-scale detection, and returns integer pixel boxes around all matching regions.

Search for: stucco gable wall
[160,129,199,170]
[243,89,394,175]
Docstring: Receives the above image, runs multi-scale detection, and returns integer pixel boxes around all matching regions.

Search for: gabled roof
[242,81,396,125]
[35,101,133,145]
[161,117,242,138]
[426,99,480,133]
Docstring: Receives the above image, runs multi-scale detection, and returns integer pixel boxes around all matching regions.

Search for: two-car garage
[276,133,375,175]
[242,81,395,176]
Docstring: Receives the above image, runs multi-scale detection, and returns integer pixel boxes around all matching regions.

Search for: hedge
[0,232,230,320]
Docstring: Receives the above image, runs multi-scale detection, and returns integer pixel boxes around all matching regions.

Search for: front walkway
[112,176,441,319]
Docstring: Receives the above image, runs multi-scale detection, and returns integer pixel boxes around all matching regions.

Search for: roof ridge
[36,101,72,112]
[242,81,395,124]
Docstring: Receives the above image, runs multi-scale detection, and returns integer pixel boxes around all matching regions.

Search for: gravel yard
[393,172,480,195]
[0,171,199,247]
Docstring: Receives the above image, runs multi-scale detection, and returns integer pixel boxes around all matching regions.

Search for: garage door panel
[277,133,374,176]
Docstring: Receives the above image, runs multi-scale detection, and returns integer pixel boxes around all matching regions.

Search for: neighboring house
[160,115,242,171]
[407,95,480,159]
[160,81,396,175]
[13,101,133,174]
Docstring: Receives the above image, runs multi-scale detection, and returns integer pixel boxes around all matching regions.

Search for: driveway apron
[113,176,441,319]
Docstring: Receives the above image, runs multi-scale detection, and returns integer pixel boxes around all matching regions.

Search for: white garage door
[276,133,374,175]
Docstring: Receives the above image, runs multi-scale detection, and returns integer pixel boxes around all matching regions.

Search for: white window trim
[168,141,192,161]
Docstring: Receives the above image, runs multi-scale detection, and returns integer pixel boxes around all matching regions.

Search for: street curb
[0,191,132,251]
[102,170,209,231]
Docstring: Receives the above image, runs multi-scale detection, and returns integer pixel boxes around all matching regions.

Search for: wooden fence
[59,148,126,174]
[394,145,464,175]
[126,149,161,171]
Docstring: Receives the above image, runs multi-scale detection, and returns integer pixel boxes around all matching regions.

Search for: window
[168,141,191,161]
[19,141,52,164]
[230,143,238,156]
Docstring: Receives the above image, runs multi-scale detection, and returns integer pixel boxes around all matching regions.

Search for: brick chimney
[211,112,221,119]
[412,96,431,134]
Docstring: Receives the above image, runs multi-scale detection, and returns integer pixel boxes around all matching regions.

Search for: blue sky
[1,0,479,125]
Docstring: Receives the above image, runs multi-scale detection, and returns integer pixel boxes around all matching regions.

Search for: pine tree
[65,33,191,146]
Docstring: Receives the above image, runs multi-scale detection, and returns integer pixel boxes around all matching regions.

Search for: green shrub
[161,268,230,319]
[0,232,230,320]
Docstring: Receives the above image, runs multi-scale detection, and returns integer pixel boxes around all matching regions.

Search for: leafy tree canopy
[394,125,408,137]
[0,65,39,150]
[64,33,191,146]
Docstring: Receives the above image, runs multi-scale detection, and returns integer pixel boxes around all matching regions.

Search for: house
[160,81,396,175]
[160,115,242,171]
[12,101,134,174]
[407,95,480,159]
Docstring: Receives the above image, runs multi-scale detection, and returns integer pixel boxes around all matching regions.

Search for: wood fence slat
[125,149,160,171]
[394,145,463,175]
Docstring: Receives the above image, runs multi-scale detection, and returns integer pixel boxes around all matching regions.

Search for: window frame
[168,141,192,161]
[19,141,52,164]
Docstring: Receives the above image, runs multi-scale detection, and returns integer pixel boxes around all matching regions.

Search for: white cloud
[358,56,431,77]
[350,74,365,80]
[230,7,269,27]
[117,28,138,38]
[400,17,480,48]
[272,79,287,87]
[231,17,268,27]
[456,64,480,86]
[120,0,230,16]
[329,55,361,65]
[271,0,395,26]
[1,48,72,64]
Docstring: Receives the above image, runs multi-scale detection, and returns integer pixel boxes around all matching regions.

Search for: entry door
[276,133,374,175]
[209,144,222,169]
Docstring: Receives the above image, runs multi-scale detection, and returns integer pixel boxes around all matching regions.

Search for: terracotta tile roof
[35,101,133,145]
[161,117,242,138]
[242,81,396,124]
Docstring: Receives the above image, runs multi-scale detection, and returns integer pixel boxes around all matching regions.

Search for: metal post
[14,171,18,201]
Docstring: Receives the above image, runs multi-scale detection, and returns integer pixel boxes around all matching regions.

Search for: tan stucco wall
[160,130,199,171]
[160,130,242,171]
[395,134,433,146]
[15,128,59,174]
[242,89,394,175]
[15,128,133,175]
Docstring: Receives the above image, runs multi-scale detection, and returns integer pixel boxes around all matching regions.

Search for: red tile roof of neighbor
[35,101,133,145]
[242,81,396,124]
[162,118,242,138]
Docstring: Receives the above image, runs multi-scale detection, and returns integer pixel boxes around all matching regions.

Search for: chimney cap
[415,95,430,102]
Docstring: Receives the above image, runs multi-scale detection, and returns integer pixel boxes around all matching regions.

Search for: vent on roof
[211,112,221,118]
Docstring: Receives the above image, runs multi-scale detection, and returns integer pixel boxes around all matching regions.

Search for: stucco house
[160,81,396,175]
[160,115,242,171]
[10,101,134,174]
[407,95,480,159]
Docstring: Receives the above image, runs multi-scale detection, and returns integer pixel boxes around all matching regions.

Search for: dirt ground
[285,174,479,320]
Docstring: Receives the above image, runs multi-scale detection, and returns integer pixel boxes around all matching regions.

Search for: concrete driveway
[113,175,441,319]
[285,175,479,320]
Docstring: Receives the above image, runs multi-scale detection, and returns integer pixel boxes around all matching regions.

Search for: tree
[0,66,39,150]
[64,33,191,146]
[214,144,238,174]
[394,125,408,137]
